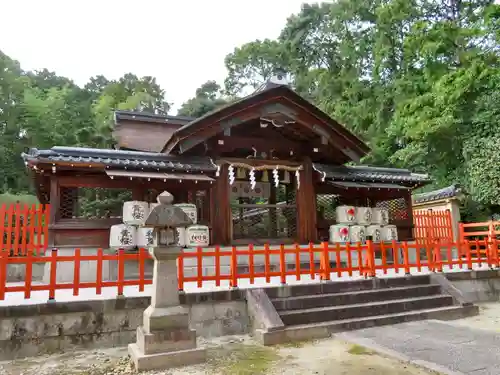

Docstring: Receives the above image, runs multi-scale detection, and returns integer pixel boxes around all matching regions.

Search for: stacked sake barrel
[329,205,398,244]
[109,201,210,250]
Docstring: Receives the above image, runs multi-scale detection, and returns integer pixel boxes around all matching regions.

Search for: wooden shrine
[22,73,431,249]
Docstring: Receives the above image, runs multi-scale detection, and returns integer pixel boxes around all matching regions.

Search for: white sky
[1,0,307,112]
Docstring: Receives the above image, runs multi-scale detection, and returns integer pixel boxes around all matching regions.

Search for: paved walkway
[339,320,500,375]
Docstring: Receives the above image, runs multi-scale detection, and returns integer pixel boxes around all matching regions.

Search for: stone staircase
[255,275,479,345]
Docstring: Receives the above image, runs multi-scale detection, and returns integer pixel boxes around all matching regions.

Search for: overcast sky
[1,0,307,112]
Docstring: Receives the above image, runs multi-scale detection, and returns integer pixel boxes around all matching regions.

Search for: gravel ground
[1,302,499,375]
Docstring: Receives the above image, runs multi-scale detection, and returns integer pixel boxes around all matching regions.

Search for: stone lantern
[128,191,206,371]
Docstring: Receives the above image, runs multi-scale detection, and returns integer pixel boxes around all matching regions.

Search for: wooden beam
[296,158,317,243]
[210,165,231,245]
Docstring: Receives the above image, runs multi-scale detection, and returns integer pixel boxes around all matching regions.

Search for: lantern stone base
[128,306,206,371]
[128,343,206,372]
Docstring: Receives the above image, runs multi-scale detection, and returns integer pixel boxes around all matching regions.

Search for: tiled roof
[412,184,463,204]
[313,163,431,186]
[114,110,195,126]
[22,146,217,172]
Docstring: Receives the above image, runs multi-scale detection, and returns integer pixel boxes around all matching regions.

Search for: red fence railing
[413,210,454,242]
[0,203,50,256]
[1,240,499,301]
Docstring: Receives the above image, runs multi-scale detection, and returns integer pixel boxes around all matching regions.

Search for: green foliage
[177,80,233,117]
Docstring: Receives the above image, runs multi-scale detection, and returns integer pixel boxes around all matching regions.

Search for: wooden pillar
[48,176,60,247]
[210,164,231,245]
[132,186,145,201]
[296,158,317,243]
[405,192,414,240]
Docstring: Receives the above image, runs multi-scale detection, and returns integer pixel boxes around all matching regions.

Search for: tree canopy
[1,0,499,220]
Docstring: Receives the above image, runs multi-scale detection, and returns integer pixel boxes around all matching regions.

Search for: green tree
[177,80,233,118]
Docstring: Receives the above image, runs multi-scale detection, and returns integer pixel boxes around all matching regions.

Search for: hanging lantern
[261,170,269,182]
[249,168,256,190]
[272,168,279,187]
[228,165,235,185]
[236,168,246,179]
[295,170,300,190]
[283,170,291,184]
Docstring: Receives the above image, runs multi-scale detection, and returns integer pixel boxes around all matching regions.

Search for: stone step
[265,275,431,299]
[271,284,442,311]
[279,295,454,326]
[257,304,479,346]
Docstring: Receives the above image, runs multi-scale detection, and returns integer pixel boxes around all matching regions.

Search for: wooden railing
[1,239,499,302]
[0,203,50,256]
[413,210,453,242]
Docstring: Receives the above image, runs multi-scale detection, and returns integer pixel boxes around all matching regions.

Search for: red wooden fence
[1,239,499,301]
[413,210,454,242]
[0,203,50,256]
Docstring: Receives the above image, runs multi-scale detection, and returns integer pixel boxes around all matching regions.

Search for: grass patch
[347,344,373,355]
[279,340,307,348]
[209,343,280,375]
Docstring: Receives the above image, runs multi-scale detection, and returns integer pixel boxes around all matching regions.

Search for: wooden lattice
[60,187,132,219]
[375,198,409,223]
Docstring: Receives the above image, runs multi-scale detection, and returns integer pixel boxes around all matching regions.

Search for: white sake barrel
[373,208,389,226]
[110,224,137,250]
[185,225,210,247]
[176,227,187,247]
[336,205,356,224]
[137,227,154,248]
[329,224,350,243]
[356,207,373,225]
[349,225,366,244]
[366,225,382,243]
[381,225,398,242]
[123,201,149,225]
[174,203,197,224]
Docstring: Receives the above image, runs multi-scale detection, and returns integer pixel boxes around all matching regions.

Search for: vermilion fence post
[366,240,376,278]
[196,246,203,288]
[73,248,81,296]
[279,244,286,284]
[0,204,6,256]
[335,243,342,277]
[177,250,184,291]
[24,246,33,299]
[0,249,7,300]
[43,205,50,255]
[29,204,36,256]
[139,247,146,292]
[249,244,255,284]
[380,242,388,275]
[214,245,220,287]
[48,248,57,301]
[117,249,125,296]
[13,203,21,256]
[5,205,13,256]
[264,244,271,283]
[308,242,315,279]
[402,241,411,275]
[392,240,399,274]
[295,244,301,281]
[321,242,330,281]
[21,204,29,256]
[346,243,353,276]
[96,248,103,295]
[230,246,237,288]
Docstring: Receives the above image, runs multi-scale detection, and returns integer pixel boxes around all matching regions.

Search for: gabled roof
[22,146,217,172]
[114,110,195,126]
[162,84,370,162]
[413,184,463,204]
[313,163,431,188]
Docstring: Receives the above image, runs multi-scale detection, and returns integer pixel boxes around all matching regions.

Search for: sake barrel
[329,224,350,243]
[110,224,137,250]
[137,227,154,248]
[373,208,389,226]
[185,225,210,247]
[176,227,187,247]
[335,205,356,224]
[123,201,149,225]
[349,225,366,244]
[356,207,373,225]
[366,225,382,243]
[381,225,398,242]
[149,202,160,212]
[174,203,197,224]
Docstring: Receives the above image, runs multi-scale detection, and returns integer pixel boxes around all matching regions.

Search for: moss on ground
[347,344,374,355]
[209,343,280,375]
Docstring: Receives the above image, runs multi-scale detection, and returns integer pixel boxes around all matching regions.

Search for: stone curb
[336,332,465,375]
